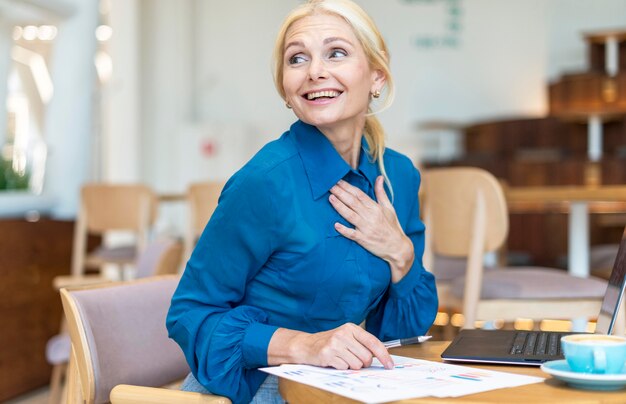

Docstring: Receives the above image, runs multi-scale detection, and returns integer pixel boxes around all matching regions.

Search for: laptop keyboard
[509,331,564,356]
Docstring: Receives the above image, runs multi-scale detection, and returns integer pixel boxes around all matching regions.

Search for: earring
[372,90,381,99]
[286,101,292,109]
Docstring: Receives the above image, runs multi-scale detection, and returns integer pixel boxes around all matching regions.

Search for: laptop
[441,226,626,366]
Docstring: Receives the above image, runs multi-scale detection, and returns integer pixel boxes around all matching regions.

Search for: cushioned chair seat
[46,333,71,365]
[86,245,137,266]
[431,256,468,281]
[450,268,608,300]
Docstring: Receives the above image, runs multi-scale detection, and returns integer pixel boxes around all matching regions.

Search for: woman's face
[282,13,384,132]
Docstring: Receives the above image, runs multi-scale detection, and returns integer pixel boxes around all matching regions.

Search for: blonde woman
[167,1,437,402]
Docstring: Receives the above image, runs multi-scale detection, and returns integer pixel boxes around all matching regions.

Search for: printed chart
[261,355,543,403]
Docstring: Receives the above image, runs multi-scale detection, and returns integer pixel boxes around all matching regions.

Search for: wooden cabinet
[0,219,73,401]
[439,116,626,187]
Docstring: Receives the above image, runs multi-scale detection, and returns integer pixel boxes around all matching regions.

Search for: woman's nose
[308,57,328,80]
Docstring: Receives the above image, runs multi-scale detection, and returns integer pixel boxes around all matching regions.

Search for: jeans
[180,372,286,404]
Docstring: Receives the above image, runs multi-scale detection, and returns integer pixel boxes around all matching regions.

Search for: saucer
[541,360,626,391]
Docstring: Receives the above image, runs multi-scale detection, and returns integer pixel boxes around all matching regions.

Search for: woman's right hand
[268,323,394,369]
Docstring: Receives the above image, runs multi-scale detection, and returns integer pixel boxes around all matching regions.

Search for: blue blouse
[166,120,438,404]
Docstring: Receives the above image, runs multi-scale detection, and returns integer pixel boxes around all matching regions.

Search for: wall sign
[400,0,463,49]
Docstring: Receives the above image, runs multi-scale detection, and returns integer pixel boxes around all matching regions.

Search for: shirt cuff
[242,322,279,368]
[388,264,422,299]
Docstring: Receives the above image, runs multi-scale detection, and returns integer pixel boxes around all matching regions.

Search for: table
[278,341,626,403]
[505,185,626,278]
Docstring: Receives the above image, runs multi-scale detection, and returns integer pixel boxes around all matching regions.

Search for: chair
[72,184,158,277]
[422,167,608,330]
[184,181,224,264]
[47,238,183,404]
[61,275,230,404]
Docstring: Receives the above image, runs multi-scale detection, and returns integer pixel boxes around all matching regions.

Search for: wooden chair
[72,184,158,277]
[422,167,608,330]
[184,181,224,265]
[61,275,230,404]
[47,238,183,404]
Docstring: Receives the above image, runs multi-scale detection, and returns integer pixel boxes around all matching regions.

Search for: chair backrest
[187,182,223,237]
[81,184,158,233]
[135,238,183,278]
[184,182,224,264]
[72,184,158,276]
[423,167,509,258]
[61,276,189,404]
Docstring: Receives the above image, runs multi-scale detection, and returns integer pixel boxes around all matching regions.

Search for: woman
[167,1,438,403]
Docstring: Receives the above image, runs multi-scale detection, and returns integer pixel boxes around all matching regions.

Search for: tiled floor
[5,387,49,404]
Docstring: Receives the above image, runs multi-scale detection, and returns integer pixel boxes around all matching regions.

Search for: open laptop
[441,226,626,366]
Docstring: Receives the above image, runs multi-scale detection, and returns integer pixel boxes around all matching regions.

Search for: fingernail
[385,360,394,369]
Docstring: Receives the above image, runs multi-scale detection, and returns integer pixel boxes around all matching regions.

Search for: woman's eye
[288,54,307,65]
[329,49,347,59]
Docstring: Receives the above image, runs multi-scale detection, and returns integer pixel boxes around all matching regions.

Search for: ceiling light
[95,25,112,42]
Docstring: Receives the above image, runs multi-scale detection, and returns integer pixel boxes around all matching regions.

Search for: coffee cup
[561,334,626,374]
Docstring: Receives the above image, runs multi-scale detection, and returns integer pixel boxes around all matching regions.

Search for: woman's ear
[371,68,386,93]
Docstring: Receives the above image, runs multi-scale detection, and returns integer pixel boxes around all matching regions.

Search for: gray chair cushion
[73,277,189,404]
[88,245,137,264]
[134,238,176,278]
[46,333,71,365]
[431,255,469,281]
[450,267,608,300]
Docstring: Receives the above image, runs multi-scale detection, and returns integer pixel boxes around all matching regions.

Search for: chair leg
[48,318,69,404]
[60,368,69,404]
[48,363,67,404]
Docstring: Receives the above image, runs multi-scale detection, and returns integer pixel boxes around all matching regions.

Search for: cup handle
[593,349,607,373]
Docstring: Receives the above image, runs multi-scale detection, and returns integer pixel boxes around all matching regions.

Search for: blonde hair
[272,0,395,197]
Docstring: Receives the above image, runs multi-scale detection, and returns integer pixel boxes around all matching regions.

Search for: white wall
[361,0,548,161]
[139,0,195,193]
[101,0,141,183]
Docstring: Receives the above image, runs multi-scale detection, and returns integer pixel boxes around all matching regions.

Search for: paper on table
[261,355,544,404]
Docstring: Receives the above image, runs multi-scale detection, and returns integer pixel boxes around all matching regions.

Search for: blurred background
[1,0,626,402]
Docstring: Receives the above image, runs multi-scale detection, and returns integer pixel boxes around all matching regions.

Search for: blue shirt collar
[290,120,379,200]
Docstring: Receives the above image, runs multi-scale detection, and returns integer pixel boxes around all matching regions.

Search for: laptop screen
[596,227,626,334]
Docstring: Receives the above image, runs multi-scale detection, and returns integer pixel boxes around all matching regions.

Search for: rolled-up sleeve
[166,170,279,404]
[366,167,438,341]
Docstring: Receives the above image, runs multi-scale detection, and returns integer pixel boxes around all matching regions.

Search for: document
[261,355,543,403]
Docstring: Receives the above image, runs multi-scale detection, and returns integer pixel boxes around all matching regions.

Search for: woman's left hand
[329,176,414,283]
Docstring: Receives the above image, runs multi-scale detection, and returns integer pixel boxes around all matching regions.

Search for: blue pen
[383,335,432,348]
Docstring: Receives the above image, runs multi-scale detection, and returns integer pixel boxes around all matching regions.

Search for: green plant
[0,156,30,190]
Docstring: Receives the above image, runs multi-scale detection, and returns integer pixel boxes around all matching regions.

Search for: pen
[383,335,432,348]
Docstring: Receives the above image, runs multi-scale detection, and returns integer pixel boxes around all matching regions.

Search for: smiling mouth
[304,90,342,101]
